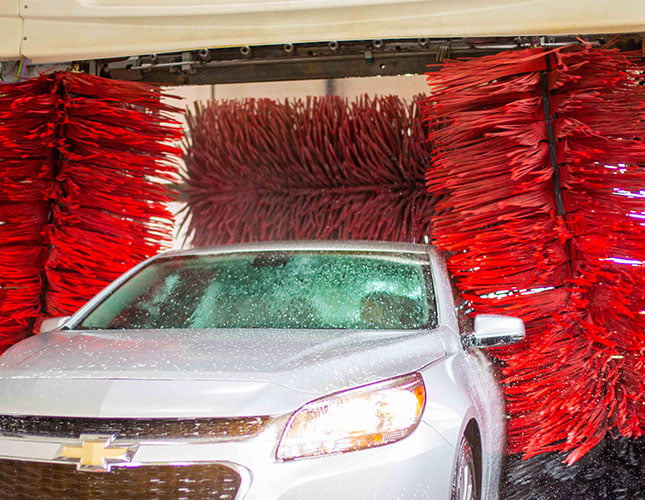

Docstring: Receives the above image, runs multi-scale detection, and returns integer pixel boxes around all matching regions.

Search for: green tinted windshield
[78,251,437,330]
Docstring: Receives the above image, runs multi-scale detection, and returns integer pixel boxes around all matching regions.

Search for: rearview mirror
[463,314,525,349]
[39,316,71,334]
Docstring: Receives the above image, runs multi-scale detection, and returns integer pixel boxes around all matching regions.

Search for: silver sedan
[0,241,524,499]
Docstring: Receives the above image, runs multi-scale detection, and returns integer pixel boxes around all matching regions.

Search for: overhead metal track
[94,35,640,85]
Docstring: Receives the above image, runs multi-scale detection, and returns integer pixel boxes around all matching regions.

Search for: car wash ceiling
[40,34,644,85]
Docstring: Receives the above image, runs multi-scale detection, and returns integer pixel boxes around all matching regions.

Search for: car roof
[161,240,431,258]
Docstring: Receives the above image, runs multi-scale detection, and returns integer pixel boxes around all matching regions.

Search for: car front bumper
[0,420,456,499]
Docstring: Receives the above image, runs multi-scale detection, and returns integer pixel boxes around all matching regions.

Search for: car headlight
[276,373,425,461]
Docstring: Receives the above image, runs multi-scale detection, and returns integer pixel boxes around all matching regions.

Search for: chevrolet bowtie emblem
[58,435,136,472]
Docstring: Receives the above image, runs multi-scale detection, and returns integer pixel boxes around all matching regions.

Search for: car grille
[0,415,270,440]
[0,460,241,500]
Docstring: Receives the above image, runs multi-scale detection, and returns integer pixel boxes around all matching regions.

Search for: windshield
[77,251,437,330]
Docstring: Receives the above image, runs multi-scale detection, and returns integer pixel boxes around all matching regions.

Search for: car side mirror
[463,314,525,349]
[39,316,71,334]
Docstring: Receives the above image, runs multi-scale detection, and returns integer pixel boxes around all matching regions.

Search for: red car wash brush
[423,45,644,499]
[0,77,54,351]
[182,95,434,246]
[0,72,183,351]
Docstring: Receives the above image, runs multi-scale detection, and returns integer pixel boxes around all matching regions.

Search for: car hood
[0,328,447,418]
